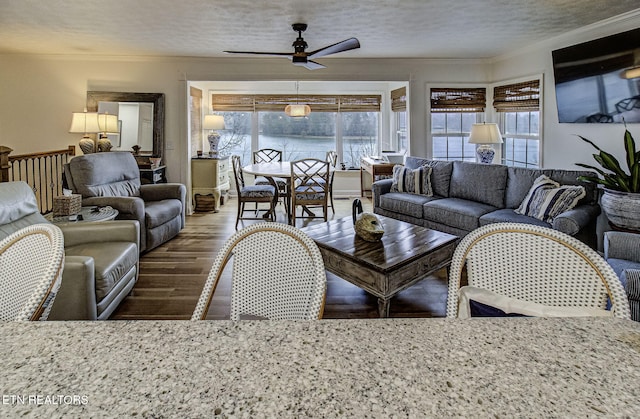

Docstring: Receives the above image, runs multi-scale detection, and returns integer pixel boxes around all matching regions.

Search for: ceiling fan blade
[308,38,360,59]
[302,60,326,70]
[224,50,293,57]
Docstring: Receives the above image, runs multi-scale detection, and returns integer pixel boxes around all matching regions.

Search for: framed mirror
[86,91,165,161]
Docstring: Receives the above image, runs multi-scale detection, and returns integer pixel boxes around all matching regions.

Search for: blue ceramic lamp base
[476,145,495,164]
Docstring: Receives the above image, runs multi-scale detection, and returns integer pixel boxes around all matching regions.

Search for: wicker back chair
[446,223,631,319]
[231,155,277,229]
[191,223,326,320]
[0,224,65,321]
[291,158,330,226]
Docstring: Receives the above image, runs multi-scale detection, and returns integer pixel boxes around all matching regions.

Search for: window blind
[493,80,540,112]
[211,94,381,112]
[390,87,406,112]
[430,88,486,113]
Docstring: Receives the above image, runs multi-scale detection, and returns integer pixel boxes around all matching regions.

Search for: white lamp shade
[98,113,119,133]
[621,66,640,80]
[284,104,311,117]
[69,112,101,134]
[468,123,503,144]
[203,114,225,130]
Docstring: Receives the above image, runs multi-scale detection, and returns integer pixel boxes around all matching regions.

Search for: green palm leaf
[631,163,640,193]
[624,129,636,171]
[576,128,639,193]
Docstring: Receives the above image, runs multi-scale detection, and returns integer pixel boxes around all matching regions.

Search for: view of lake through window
[216,111,378,168]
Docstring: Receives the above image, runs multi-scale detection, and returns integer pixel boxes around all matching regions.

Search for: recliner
[0,181,139,320]
[64,151,186,252]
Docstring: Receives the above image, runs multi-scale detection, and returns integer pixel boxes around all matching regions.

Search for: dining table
[1,317,639,417]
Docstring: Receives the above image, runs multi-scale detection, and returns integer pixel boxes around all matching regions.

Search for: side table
[360,157,396,198]
[191,156,230,212]
[139,165,167,184]
[46,206,119,224]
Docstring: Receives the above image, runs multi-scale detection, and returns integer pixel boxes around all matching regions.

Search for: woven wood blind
[493,80,540,112]
[390,87,406,112]
[212,94,381,112]
[430,88,486,112]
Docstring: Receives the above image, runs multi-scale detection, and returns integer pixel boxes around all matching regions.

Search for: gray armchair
[604,231,640,321]
[64,151,186,252]
[0,181,139,320]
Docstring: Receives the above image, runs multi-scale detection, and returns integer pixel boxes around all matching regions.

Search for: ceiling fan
[224,23,360,70]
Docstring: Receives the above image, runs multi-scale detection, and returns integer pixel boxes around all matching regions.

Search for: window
[218,111,252,165]
[258,111,336,161]
[342,112,379,168]
[212,93,381,167]
[430,87,486,161]
[494,80,541,168]
[391,87,408,152]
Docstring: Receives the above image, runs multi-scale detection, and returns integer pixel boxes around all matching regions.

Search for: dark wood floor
[110,196,449,320]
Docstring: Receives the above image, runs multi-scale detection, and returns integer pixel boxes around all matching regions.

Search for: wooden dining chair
[291,158,330,226]
[231,155,277,229]
[253,148,289,213]
[326,151,338,214]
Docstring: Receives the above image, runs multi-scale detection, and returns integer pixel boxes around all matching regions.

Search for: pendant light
[284,81,311,117]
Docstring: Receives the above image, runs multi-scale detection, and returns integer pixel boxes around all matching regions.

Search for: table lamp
[468,123,503,164]
[69,111,101,154]
[97,113,119,152]
[203,115,225,156]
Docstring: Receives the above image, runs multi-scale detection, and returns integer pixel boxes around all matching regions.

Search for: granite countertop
[1,318,640,418]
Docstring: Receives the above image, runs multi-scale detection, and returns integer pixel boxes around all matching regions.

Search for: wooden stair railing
[0,145,76,214]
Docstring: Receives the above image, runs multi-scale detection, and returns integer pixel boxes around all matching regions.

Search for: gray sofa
[372,157,600,247]
[0,181,139,320]
[65,152,186,252]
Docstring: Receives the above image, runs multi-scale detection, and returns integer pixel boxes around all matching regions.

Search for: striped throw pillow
[516,183,586,223]
[391,165,433,196]
[515,175,559,215]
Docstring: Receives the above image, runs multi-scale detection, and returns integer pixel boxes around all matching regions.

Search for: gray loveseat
[372,157,600,247]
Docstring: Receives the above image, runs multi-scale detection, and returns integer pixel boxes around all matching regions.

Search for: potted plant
[576,125,640,230]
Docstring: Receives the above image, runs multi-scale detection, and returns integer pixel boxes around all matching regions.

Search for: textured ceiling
[0,0,638,59]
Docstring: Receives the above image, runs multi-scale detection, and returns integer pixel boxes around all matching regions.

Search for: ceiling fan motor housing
[292,55,307,64]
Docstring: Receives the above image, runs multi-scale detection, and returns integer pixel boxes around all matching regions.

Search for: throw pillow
[391,165,433,196]
[516,184,586,223]
[515,175,559,215]
[457,286,613,319]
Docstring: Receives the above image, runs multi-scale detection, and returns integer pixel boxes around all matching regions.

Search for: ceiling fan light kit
[224,23,360,70]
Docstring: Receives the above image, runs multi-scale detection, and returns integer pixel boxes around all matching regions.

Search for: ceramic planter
[601,188,640,230]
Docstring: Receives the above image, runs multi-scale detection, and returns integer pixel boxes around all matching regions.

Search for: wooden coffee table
[302,216,459,317]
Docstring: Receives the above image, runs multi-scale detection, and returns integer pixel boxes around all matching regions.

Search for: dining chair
[0,224,65,321]
[446,222,631,319]
[191,222,326,320]
[326,151,338,214]
[291,158,330,226]
[231,155,277,229]
[252,148,289,214]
